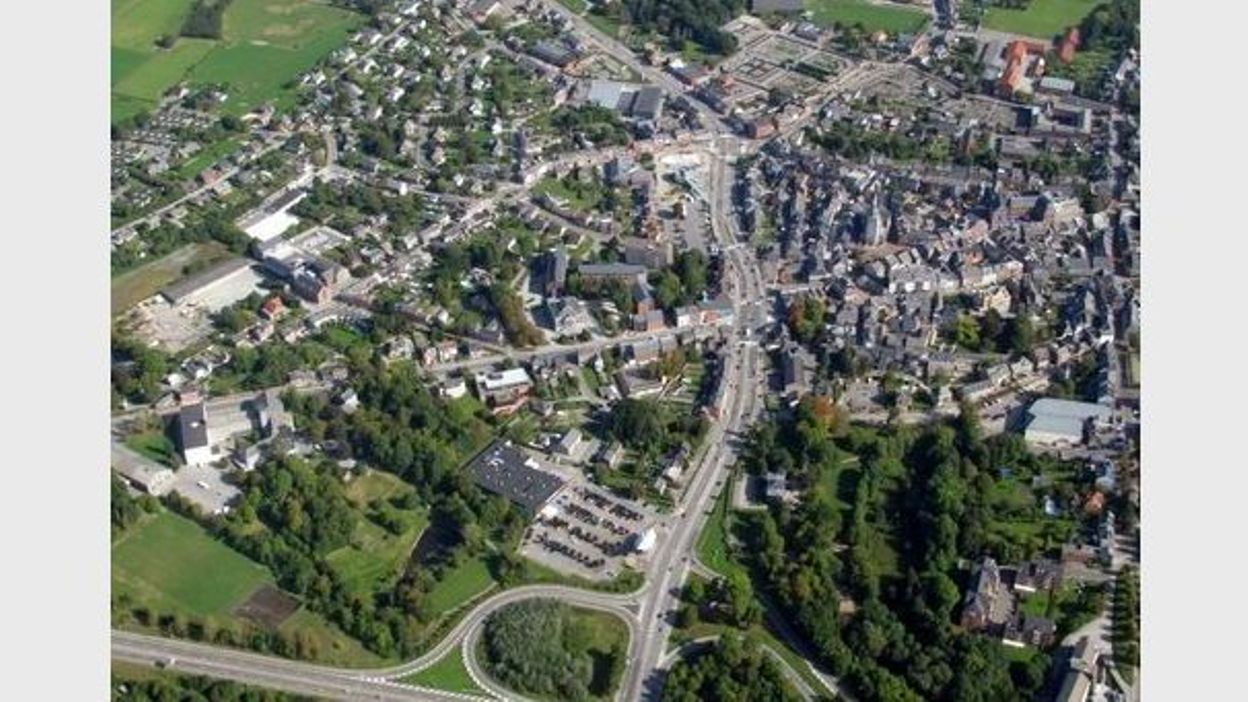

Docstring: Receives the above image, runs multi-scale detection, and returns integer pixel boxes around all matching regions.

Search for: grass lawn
[173,136,244,179]
[112,511,271,618]
[424,557,496,618]
[343,470,410,506]
[1019,590,1052,619]
[534,176,608,214]
[814,455,861,521]
[982,0,1100,40]
[399,650,486,695]
[327,472,429,598]
[111,0,363,123]
[276,609,387,668]
[111,241,233,315]
[804,0,929,34]
[576,609,631,700]
[585,11,624,39]
[558,0,588,14]
[124,430,178,467]
[1044,48,1114,95]
[695,481,749,581]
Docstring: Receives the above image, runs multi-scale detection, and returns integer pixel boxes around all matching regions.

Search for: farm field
[982,0,1099,39]
[112,510,272,618]
[111,0,363,123]
[804,0,930,35]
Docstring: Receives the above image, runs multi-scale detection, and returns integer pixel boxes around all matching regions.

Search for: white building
[177,402,213,466]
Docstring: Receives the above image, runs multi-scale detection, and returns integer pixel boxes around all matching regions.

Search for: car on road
[196,480,210,489]
[156,657,176,668]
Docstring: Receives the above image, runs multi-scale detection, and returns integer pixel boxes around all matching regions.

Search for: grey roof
[177,402,210,450]
[160,258,252,304]
[630,86,663,120]
[1038,76,1076,93]
[579,263,648,278]
[468,441,565,514]
[1025,398,1112,441]
[587,80,626,110]
[752,0,804,11]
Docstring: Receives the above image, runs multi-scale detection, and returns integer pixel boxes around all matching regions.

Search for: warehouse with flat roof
[1023,398,1113,447]
[468,441,566,515]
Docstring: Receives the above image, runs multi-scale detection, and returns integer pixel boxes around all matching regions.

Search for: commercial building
[473,367,534,407]
[468,441,566,515]
[113,459,174,497]
[1023,398,1114,446]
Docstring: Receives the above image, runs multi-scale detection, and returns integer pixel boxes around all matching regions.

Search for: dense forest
[727,399,1091,700]
[1079,0,1140,53]
[606,397,709,459]
[480,599,625,702]
[663,634,802,702]
[619,0,746,55]
[650,250,711,312]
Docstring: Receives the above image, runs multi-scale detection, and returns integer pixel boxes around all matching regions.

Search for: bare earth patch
[234,584,301,628]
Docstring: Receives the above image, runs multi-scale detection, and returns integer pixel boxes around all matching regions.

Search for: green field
[124,430,178,466]
[805,0,930,34]
[982,0,1099,39]
[576,610,631,700]
[113,511,271,617]
[173,135,245,179]
[111,241,233,315]
[111,0,363,122]
[696,481,749,581]
[113,510,387,668]
[400,650,486,695]
[424,558,497,618]
[325,472,430,598]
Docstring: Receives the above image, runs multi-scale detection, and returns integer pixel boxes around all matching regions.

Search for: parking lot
[520,484,657,582]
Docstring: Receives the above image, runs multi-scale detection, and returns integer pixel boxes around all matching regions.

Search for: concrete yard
[169,462,242,516]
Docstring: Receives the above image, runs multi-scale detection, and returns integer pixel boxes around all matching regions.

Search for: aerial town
[109,1,1141,701]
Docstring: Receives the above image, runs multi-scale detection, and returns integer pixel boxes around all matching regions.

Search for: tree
[953,314,981,350]
[1004,315,1035,356]
[663,634,802,702]
[607,398,670,453]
